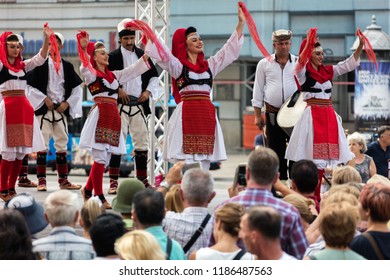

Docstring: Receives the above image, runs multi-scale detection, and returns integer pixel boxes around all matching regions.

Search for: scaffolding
[135,0,170,185]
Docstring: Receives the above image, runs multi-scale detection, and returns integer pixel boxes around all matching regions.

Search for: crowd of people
[0,2,389,260]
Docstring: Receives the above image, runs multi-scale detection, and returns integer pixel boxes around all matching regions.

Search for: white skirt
[79,105,126,154]
[0,101,45,154]
[163,102,227,163]
[285,106,352,169]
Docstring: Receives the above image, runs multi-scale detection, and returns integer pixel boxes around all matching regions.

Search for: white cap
[14,34,24,46]
[117,18,133,33]
[54,32,65,45]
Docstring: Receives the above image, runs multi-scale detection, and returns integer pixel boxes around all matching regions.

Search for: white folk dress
[146,30,244,163]
[0,53,46,154]
[285,55,359,169]
[79,58,150,154]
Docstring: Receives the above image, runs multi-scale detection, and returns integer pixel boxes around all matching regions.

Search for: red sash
[94,97,121,147]
[181,91,216,155]
[308,99,339,160]
[3,91,33,147]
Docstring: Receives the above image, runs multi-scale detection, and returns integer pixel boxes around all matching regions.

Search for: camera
[233,163,247,187]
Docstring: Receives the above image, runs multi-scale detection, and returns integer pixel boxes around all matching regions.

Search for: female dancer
[77,32,151,209]
[145,3,245,170]
[285,28,365,200]
[0,26,51,202]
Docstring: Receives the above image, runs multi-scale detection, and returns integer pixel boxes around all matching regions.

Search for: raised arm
[353,32,365,61]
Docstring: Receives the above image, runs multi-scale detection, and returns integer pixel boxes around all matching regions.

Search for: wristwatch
[160,180,171,189]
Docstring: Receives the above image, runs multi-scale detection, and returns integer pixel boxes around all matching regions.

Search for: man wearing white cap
[106,18,159,193]
[26,32,83,191]
[251,29,298,182]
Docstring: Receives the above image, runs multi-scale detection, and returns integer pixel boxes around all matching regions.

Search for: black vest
[26,59,83,117]
[87,77,118,96]
[108,46,159,116]
[0,67,27,84]
[175,66,213,91]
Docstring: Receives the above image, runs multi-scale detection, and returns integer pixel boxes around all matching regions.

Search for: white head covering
[54,32,65,45]
[117,18,135,37]
[14,34,24,46]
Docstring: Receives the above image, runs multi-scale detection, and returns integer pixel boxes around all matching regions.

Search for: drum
[277,91,307,136]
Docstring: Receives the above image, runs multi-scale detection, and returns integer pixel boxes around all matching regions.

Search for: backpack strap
[166,237,173,260]
[183,213,212,253]
[232,249,246,260]
[362,232,385,260]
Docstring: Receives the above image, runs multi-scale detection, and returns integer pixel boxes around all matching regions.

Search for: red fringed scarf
[76,30,115,83]
[296,28,318,74]
[44,23,61,74]
[124,20,169,63]
[356,28,378,72]
[0,31,25,72]
[170,28,210,104]
[238,2,271,61]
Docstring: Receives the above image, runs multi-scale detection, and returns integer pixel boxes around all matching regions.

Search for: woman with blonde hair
[165,184,184,213]
[332,165,362,185]
[189,203,254,260]
[305,201,365,260]
[115,230,165,260]
[79,198,105,239]
[348,132,376,183]
[283,194,317,230]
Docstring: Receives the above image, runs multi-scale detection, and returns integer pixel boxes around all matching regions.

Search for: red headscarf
[44,23,61,74]
[297,28,333,84]
[76,31,115,83]
[0,31,26,72]
[171,28,209,104]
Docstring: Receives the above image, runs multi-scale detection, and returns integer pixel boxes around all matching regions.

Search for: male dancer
[27,32,83,191]
[252,30,299,182]
[107,19,159,194]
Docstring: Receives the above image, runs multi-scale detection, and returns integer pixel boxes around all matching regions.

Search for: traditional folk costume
[145,28,244,169]
[107,19,159,192]
[27,32,83,191]
[77,31,150,207]
[0,32,46,201]
[285,32,360,199]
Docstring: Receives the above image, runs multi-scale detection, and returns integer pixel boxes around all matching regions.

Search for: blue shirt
[146,226,186,260]
[366,141,390,177]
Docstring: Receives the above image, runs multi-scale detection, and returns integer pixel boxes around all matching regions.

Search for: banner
[354,61,390,130]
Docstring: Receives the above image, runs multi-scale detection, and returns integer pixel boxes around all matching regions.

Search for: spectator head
[165,184,184,213]
[44,190,79,227]
[214,203,244,239]
[377,125,390,146]
[291,160,318,194]
[181,168,215,206]
[247,146,279,187]
[348,132,367,154]
[0,208,37,260]
[332,165,362,185]
[359,182,390,223]
[79,197,105,235]
[319,201,360,248]
[5,192,48,235]
[282,194,317,226]
[240,206,281,254]
[132,189,165,228]
[112,179,145,214]
[328,183,361,200]
[367,174,390,186]
[89,213,127,258]
[115,230,165,260]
